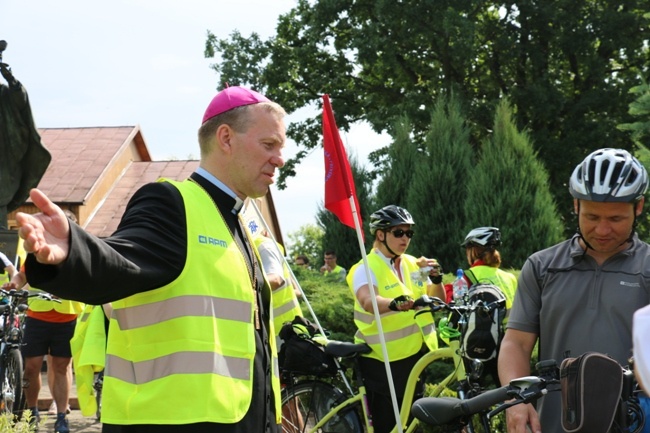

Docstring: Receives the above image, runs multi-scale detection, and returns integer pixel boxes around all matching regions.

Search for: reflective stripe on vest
[102,179,280,425]
[348,252,437,361]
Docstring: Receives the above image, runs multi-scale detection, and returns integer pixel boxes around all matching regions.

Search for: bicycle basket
[278,316,337,376]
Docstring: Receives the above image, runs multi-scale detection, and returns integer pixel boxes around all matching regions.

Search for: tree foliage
[465,100,564,269]
[374,115,419,210]
[406,94,473,270]
[286,224,324,266]
[206,0,650,234]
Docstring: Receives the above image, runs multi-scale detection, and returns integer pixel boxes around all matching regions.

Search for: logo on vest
[619,281,641,288]
[198,235,227,248]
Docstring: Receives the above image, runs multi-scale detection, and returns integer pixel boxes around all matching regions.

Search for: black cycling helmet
[461,227,502,248]
[569,148,649,203]
[369,205,415,235]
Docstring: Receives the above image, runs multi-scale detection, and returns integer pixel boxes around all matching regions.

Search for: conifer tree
[317,153,373,270]
[464,100,563,269]
[406,95,473,270]
[374,116,418,210]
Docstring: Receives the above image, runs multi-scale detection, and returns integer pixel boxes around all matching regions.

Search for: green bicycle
[280,295,502,433]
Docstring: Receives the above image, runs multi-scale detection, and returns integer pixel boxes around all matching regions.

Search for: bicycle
[412,357,645,433]
[279,295,503,433]
[0,288,60,417]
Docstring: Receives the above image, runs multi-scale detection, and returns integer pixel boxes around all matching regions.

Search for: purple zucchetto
[202,86,270,124]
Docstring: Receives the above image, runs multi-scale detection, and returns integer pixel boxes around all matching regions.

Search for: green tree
[317,153,373,270]
[465,100,563,269]
[286,224,324,267]
[206,0,649,235]
[406,94,473,270]
[374,116,419,210]
[619,78,650,145]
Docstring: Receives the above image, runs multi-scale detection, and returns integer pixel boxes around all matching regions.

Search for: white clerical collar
[195,167,245,214]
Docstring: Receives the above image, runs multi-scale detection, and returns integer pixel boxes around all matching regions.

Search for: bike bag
[278,316,337,376]
[560,352,623,433]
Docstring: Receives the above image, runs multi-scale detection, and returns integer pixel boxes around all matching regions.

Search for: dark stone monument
[0,40,52,229]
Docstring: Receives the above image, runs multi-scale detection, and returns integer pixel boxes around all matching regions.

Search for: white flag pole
[348,196,404,433]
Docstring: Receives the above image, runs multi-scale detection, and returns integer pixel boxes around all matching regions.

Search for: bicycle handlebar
[412,360,560,427]
[412,294,503,316]
[0,288,62,303]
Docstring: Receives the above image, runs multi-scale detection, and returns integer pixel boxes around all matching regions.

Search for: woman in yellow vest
[347,205,445,433]
[460,226,518,386]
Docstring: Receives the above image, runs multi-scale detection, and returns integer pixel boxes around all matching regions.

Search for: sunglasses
[389,229,414,239]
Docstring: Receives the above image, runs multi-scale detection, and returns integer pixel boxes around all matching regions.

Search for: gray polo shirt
[508,234,650,432]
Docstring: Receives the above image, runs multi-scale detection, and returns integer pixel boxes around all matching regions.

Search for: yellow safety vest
[28,289,84,315]
[465,266,517,321]
[348,252,438,361]
[70,304,106,417]
[102,179,281,425]
[253,236,302,333]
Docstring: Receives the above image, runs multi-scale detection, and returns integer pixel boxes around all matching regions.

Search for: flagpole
[348,197,405,433]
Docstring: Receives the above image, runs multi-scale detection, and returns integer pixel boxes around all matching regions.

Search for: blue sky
[1,0,388,240]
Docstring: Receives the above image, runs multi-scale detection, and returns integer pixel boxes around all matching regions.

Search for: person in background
[16,85,286,433]
[460,226,517,386]
[634,305,650,392]
[498,148,650,433]
[254,231,303,341]
[347,204,445,433]
[294,255,310,269]
[0,250,16,286]
[319,250,347,282]
[4,265,83,433]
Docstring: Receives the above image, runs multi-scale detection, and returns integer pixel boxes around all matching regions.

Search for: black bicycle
[412,358,645,433]
[0,288,60,417]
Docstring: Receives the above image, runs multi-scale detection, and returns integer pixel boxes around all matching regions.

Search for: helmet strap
[381,230,401,262]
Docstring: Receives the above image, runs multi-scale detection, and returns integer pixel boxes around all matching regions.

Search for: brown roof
[38,126,151,203]
[9,125,282,244]
[84,160,199,237]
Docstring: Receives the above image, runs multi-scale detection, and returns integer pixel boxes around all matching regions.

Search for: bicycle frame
[287,338,467,433]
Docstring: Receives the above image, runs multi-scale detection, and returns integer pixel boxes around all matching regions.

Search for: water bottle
[452,269,468,303]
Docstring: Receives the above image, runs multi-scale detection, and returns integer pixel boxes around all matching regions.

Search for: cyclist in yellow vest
[17,86,286,433]
[5,268,83,433]
[460,226,517,386]
[347,205,445,433]
[254,232,303,340]
[0,251,16,288]
[319,250,347,281]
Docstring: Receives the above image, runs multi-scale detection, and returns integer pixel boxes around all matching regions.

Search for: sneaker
[53,413,69,433]
[28,408,41,432]
[48,401,57,415]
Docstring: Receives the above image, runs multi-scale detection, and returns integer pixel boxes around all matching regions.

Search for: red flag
[322,94,363,236]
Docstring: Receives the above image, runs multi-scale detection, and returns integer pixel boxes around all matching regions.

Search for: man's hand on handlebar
[505,402,541,433]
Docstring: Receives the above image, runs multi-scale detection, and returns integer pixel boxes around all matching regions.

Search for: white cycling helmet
[569,148,648,203]
[461,227,501,248]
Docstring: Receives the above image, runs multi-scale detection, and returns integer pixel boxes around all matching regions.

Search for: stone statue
[0,40,51,229]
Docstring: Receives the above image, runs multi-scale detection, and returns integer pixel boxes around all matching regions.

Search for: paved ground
[35,371,103,432]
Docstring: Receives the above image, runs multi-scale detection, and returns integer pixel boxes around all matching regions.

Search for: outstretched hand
[16,189,70,265]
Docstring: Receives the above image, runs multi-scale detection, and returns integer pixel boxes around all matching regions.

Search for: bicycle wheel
[281,380,363,433]
[0,348,24,416]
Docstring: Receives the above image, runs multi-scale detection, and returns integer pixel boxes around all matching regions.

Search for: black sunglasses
[389,229,414,239]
